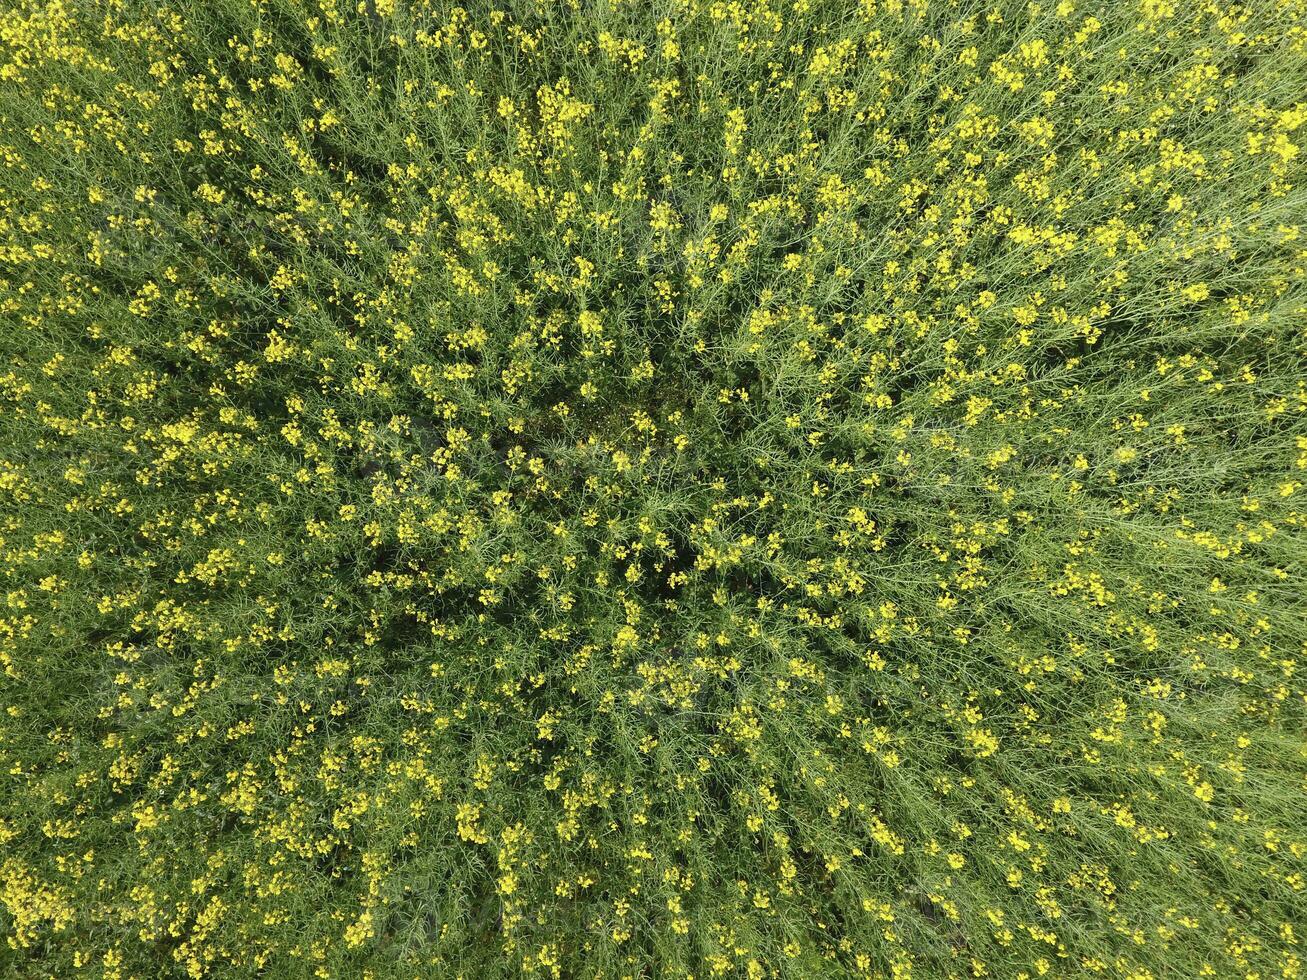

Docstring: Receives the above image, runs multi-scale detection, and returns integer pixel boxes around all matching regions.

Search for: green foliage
[1,0,1306,977]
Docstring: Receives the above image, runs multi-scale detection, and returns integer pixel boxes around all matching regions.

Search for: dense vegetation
[1,0,1306,977]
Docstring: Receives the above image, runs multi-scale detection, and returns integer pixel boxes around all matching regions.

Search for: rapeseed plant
[1,0,1305,977]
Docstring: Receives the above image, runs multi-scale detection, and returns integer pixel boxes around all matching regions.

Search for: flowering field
[1,0,1305,977]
